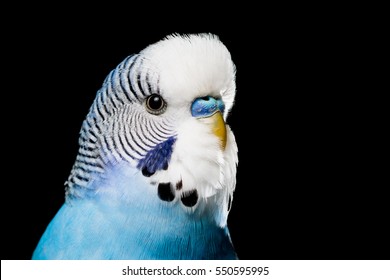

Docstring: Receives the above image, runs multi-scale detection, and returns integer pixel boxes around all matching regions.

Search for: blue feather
[32,163,237,260]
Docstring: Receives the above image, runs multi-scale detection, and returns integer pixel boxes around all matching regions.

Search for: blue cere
[191,96,225,118]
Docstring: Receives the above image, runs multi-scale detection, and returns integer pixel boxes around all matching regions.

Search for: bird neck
[68,161,224,227]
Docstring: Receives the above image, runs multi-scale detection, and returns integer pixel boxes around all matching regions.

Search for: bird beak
[204,111,227,150]
[191,96,227,150]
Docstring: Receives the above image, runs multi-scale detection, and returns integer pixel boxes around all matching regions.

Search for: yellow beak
[202,111,227,150]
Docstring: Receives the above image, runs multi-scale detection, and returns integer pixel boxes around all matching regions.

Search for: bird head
[66,33,238,225]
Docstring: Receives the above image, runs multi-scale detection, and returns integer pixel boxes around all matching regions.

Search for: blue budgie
[32,33,239,260]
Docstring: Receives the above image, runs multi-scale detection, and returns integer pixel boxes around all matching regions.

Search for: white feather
[140,33,236,119]
[140,33,238,226]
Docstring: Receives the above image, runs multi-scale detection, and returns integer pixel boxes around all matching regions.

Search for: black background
[2,10,387,260]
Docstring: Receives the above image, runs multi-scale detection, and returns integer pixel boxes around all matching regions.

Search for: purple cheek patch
[137,136,176,177]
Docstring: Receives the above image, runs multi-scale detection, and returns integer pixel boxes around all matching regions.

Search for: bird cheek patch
[137,136,176,177]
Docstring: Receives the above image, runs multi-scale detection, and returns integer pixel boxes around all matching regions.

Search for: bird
[32,33,239,260]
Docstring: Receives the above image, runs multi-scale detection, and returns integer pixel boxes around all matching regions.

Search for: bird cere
[33,33,239,260]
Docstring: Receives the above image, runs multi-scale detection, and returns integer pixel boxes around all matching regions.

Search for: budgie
[32,33,239,260]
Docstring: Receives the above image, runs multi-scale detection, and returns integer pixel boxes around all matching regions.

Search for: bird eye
[145,94,167,115]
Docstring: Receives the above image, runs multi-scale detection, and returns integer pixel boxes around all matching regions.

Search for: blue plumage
[33,163,236,259]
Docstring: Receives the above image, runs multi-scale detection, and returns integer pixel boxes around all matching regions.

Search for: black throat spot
[142,167,155,177]
[157,183,175,202]
[181,189,198,207]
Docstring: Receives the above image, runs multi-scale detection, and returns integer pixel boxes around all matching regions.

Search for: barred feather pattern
[65,54,176,198]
